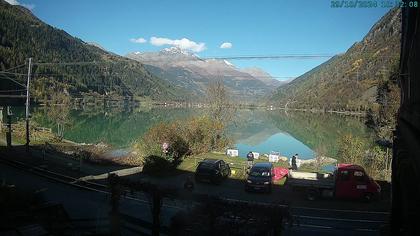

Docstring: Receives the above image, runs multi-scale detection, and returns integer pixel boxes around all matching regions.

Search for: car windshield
[249,167,270,177]
[199,162,215,169]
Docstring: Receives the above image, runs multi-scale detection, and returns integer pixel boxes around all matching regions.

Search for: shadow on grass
[141,155,187,178]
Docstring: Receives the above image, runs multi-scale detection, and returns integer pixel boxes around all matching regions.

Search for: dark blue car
[245,162,275,193]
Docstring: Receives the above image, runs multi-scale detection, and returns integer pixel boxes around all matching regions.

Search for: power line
[30,54,336,66]
[31,72,296,80]
[23,55,332,81]
[0,94,26,98]
[0,64,27,72]
[202,54,335,60]
[211,75,295,79]
[0,89,27,93]
[0,71,27,76]
[33,61,102,66]
[29,58,304,79]
[3,52,398,68]
[0,74,27,88]
[130,55,336,63]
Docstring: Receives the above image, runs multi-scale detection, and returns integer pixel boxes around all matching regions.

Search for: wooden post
[109,174,121,236]
[151,189,162,236]
[42,142,46,161]
[6,106,12,149]
[0,107,3,133]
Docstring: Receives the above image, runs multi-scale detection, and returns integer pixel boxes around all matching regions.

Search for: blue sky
[12,0,390,80]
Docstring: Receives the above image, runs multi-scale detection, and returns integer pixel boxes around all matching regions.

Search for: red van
[287,163,381,201]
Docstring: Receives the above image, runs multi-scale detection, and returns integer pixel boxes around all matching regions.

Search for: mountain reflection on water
[22,106,375,160]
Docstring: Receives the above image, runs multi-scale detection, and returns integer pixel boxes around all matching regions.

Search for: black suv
[245,162,275,193]
[195,159,231,184]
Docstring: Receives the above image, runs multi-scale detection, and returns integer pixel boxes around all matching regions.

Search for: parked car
[287,163,381,201]
[195,159,231,184]
[245,162,275,193]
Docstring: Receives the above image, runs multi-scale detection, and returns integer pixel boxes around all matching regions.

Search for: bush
[134,116,231,167]
[183,116,229,154]
[337,134,366,165]
[134,122,189,161]
[337,134,391,180]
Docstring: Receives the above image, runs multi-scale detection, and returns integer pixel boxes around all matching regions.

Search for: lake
[7,106,375,160]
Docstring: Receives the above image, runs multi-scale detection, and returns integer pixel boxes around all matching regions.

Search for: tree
[47,90,72,140]
[367,146,391,181]
[314,145,328,171]
[205,79,234,124]
[337,134,366,166]
[337,134,391,180]
[205,80,235,149]
[377,79,400,142]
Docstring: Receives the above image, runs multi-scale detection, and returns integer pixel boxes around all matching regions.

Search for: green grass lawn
[178,152,289,185]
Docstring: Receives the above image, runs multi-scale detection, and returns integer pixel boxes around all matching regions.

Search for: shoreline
[29,98,369,116]
[1,122,339,170]
[0,126,141,166]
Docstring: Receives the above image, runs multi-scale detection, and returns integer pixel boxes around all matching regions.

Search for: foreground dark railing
[107,173,292,236]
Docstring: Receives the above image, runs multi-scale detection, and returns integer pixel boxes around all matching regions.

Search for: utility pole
[25,58,32,152]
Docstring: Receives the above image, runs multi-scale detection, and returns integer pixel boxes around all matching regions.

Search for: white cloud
[22,3,35,10]
[220,42,232,49]
[130,37,147,43]
[150,37,206,52]
[5,0,35,10]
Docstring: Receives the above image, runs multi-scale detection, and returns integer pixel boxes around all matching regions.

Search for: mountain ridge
[241,67,286,87]
[127,47,285,102]
[0,0,182,101]
[269,8,401,110]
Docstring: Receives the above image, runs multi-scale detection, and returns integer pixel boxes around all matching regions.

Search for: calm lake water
[9,106,375,160]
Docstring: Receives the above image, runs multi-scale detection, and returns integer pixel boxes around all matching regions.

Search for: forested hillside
[0,0,181,101]
[269,8,401,112]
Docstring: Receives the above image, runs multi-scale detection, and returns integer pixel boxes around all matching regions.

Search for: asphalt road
[0,161,182,235]
[1,160,389,236]
[0,146,390,235]
[134,171,390,211]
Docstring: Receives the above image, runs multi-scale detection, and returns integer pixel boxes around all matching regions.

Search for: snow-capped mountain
[126,47,284,102]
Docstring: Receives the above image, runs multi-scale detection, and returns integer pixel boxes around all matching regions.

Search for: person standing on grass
[247,151,254,169]
[291,153,299,170]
